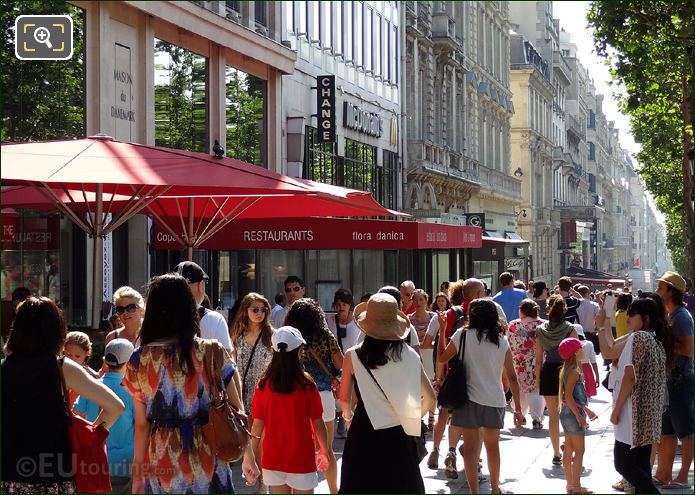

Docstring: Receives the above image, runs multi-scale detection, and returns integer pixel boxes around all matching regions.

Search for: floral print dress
[507,318,544,393]
[235,334,273,415]
[124,338,237,494]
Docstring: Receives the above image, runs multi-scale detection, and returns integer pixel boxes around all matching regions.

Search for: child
[558,337,597,494]
[74,339,135,494]
[64,331,99,406]
[250,326,330,494]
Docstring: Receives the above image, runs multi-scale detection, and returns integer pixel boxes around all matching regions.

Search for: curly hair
[284,298,329,346]
[467,299,504,347]
[547,294,567,326]
[448,279,466,306]
[229,293,273,350]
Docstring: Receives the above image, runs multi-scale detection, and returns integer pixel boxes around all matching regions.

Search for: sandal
[552,455,562,466]
[612,480,625,491]
[428,413,435,430]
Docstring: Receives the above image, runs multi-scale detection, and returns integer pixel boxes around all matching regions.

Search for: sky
[552,1,664,223]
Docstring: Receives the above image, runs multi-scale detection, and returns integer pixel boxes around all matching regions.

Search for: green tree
[1,1,85,141]
[154,40,207,153]
[225,68,264,165]
[588,1,694,278]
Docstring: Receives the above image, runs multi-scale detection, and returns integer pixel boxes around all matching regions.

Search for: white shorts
[319,390,336,422]
[262,469,318,490]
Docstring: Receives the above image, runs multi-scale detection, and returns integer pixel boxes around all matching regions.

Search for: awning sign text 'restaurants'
[153,218,482,251]
[316,75,336,143]
[343,101,383,138]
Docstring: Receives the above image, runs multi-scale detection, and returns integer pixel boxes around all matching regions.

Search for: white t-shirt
[451,328,510,408]
[326,314,361,353]
[581,340,597,365]
[270,305,287,329]
[426,315,440,338]
[576,300,600,333]
[604,293,617,327]
[612,332,634,446]
[199,307,233,351]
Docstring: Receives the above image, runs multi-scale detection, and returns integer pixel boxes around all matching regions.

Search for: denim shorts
[560,405,586,435]
[661,370,695,439]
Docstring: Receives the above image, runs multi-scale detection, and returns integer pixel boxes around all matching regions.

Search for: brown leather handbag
[202,340,255,463]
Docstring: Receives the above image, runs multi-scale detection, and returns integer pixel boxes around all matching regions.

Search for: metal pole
[92,184,104,328]
[187,197,194,261]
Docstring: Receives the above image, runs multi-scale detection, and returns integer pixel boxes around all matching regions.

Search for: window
[588,141,596,160]
[333,2,342,55]
[311,1,320,42]
[385,19,391,81]
[344,2,353,62]
[382,150,399,210]
[320,1,332,50]
[254,1,266,26]
[354,2,363,67]
[364,6,372,72]
[392,24,399,84]
[154,39,208,153]
[375,13,382,78]
[225,67,266,166]
[588,109,595,128]
[344,138,389,206]
[304,126,338,184]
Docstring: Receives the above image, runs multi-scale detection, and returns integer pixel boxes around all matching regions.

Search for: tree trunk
[680,74,694,281]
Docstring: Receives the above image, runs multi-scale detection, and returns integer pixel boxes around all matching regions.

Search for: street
[236,367,693,494]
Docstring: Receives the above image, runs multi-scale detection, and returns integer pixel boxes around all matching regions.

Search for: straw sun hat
[353,293,409,341]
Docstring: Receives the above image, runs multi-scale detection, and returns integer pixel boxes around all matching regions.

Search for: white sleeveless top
[349,345,422,436]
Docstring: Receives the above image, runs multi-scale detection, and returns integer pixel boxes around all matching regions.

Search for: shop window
[154,39,208,152]
[215,250,256,310]
[258,250,304,307]
[473,260,498,293]
[226,67,267,166]
[352,250,387,301]
[382,151,398,210]
[1,212,61,304]
[2,4,85,141]
[304,126,338,184]
[305,250,350,311]
[344,138,380,202]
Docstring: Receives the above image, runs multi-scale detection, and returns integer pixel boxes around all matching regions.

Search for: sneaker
[444,452,458,479]
[427,447,439,469]
[532,419,543,430]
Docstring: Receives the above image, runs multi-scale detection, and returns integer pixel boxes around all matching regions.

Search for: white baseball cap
[271,326,306,352]
[572,323,585,338]
[103,338,135,367]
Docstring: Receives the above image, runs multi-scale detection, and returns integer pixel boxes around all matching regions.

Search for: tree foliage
[1,1,85,141]
[588,0,694,279]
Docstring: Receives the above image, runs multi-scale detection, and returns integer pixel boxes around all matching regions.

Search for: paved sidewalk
[236,367,694,494]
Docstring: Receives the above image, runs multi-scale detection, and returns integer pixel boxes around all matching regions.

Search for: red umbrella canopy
[0,136,314,196]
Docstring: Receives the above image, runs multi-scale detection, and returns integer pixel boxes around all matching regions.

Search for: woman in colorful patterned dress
[125,274,259,494]
[507,299,546,429]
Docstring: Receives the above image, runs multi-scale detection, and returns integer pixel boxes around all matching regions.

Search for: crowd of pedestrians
[1,264,693,494]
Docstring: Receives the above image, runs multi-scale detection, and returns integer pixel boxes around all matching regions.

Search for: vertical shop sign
[316,75,335,143]
[102,214,113,310]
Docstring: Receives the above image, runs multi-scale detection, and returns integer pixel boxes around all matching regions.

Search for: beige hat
[353,293,409,341]
[658,271,686,294]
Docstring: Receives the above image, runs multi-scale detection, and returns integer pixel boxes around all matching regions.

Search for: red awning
[153,217,483,251]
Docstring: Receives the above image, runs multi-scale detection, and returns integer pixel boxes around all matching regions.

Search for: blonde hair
[558,353,580,410]
[230,293,273,350]
[65,331,92,359]
[113,286,145,308]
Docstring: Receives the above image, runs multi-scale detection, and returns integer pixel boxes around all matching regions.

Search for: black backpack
[432,306,466,371]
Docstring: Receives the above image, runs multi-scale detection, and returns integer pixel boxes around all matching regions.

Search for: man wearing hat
[654,271,694,488]
[74,339,136,493]
[175,261,233,351]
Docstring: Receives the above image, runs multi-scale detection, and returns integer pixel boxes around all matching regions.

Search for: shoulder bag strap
[456,329,466,362]
[56,356,71,417]
[242,331,263,394]
[355,350,388,400]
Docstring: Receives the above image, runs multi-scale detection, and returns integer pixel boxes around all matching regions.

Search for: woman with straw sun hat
[338,293,435,493]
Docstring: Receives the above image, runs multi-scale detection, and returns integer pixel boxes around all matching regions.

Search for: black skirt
[539,361,563,396]
[339,383,425,494]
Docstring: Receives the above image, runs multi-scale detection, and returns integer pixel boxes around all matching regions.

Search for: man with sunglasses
[174,261,232,351]
[400,280,417,315]
[271,276,306,328]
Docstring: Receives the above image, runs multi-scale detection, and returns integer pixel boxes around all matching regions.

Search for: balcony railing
[567,114,586,140]
[408,140,480,185]
[477,164,522,199]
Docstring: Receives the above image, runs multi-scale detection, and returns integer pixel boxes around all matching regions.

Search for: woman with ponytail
[534,294,577,466]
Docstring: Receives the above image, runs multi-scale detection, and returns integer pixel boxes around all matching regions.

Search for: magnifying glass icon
[33,27,52,49]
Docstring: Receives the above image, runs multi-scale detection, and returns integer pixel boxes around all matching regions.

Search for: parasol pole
[187,197,194,261]
[91,184,104,328]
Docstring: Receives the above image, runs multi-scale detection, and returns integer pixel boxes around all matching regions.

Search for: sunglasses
[115,303,138,314]
[403,292,414,297]
[285,286,303,293]
[249,307,268,314]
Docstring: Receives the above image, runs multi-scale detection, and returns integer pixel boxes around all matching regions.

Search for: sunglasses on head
[285,286,303,293]
[249,307,268,314]
[115,303,138,314]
